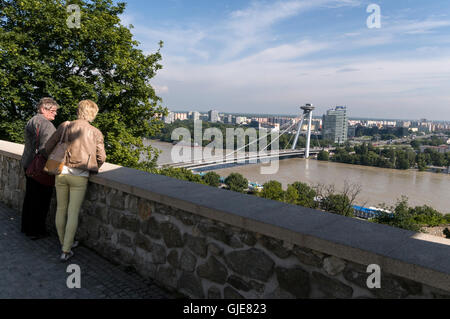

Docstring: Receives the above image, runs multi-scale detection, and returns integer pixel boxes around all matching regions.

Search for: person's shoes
[71,241,79,249]
[60,251,74,262]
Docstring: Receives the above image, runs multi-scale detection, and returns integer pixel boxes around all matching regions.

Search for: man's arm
[43,123,61,158]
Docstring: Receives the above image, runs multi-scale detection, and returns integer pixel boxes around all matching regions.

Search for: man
[21,97,59,239]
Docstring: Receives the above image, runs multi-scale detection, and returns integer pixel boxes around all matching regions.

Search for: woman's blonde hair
[77,100,99,122]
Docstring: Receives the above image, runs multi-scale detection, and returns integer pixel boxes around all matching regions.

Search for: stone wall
[1,140,449,298]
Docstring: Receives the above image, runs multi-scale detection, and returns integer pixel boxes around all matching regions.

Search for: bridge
[158,148,325,170]
[158,103,332,171]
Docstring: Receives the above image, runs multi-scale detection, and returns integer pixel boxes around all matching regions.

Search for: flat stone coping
[1,140,449,292]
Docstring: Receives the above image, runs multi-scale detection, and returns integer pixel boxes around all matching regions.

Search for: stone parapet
[1,139,449,298]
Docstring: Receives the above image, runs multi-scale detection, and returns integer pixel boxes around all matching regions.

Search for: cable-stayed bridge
[158,104,332,171]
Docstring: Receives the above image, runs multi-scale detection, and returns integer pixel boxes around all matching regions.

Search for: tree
[225,173,248,193]
[203,172,221,187]
[259,180,284,201]
[317,150,329,161]
[0,0,166,170]
[320,194,354,217]
[290,182,317,208]
[284,185,299,205]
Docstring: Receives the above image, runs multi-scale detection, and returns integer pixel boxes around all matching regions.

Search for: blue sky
[119,0,450,120]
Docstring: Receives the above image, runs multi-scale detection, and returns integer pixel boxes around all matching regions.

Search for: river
[144,139,450,214]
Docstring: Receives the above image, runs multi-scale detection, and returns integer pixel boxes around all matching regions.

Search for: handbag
[25,126,55,186]
[44,124,69,175]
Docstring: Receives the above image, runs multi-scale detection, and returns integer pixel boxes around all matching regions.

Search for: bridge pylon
[291,103,315,158]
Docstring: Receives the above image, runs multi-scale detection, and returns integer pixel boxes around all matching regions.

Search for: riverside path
[0,202,175,299]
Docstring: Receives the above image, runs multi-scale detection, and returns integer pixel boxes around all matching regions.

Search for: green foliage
[202,171,221,187]
[320,194,354,217]
[317,150,329,161]
[0,0,167,170]
[224,173,248,193]
[409,205,448,227]
[373,197,449,231]
[158,167,204,184]
[284,185,299,205]
[259,180,284,201]
[290,182,317,208]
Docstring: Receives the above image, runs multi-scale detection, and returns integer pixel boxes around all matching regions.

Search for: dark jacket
[45,119,106,173]
[21,113,56,169]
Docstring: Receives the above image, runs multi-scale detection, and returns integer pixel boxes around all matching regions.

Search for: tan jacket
[46,120,106,173]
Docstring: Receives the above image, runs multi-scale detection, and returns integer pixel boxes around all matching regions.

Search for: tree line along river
[145,139,450,214]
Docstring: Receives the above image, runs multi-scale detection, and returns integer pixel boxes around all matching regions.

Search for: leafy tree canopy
[0,0,166,170]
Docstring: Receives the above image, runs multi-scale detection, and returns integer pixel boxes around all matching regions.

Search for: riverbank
[145,139,450,214]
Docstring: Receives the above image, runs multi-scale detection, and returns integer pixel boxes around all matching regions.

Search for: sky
[118,0,450,120]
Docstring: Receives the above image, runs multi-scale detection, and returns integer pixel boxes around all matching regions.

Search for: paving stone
[0,202,174,299]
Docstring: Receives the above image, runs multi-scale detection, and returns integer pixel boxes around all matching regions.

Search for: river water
[145,139,450,214]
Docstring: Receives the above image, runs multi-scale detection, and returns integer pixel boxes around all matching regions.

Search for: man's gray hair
[37,97,59,111]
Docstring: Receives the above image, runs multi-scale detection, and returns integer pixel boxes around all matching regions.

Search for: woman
[21,97,59,239]
[46,100,106,262]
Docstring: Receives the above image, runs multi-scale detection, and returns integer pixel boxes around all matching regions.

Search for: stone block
[275,266,310,298]
[264,287,295,299]
[137,198,152,220]
[178,272,205,299]
[224,286,244,299]
[225,248,274,282]
[238,231,257,246]
[167,250,179,269]
[93,203,109,223]
[208,243,224,256]
[152,243,167,264]
[312,271,353,299]
[141,217,161,239]
[197,256,228,284]
[184,234,207,258]
[207,286,222,299]
[156,266,178,290]
[323,256,346,276]
[180,251,197,273]
[227,275,251,292]
[134,233,153,252]
[119,232,133,248]
[160,222,183,248]
[259,236,291,259]
[111,211,140,233]
[293,246,323,268]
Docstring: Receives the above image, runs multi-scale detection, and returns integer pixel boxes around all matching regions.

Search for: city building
[235,116,247,125]
[189,111,200,121]
[163,111,175,124]
[322,106,348,144]
[174,112,188,121]
[208,110,219,123]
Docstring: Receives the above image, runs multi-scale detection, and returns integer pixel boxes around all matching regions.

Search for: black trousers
[21,174,54,237]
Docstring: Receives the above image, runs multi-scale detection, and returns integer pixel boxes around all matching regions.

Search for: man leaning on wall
[20,97,59,239]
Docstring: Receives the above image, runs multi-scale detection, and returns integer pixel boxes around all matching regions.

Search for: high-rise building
[208,110,219,123]
[189,111,200,121]
[322,106,348,144]
[163,111,175,124]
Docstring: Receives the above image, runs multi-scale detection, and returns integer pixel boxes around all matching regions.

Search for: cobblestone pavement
[0,202,176,299]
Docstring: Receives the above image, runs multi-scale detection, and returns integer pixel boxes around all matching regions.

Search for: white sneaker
[60,251,74,262]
